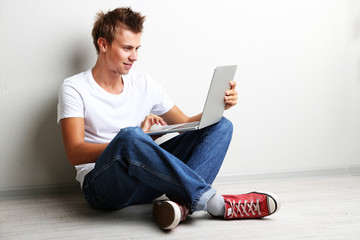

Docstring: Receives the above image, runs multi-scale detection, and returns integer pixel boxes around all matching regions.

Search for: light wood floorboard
[0,175,359,240]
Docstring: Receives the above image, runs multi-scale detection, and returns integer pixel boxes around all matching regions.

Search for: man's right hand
[140,114,167,133]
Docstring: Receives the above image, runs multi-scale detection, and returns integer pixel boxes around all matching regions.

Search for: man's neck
[92,60,124,95]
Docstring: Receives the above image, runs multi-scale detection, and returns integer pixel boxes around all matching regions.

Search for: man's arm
[160,80,238,124]
[160,105,202,125]
[60,117,108,166]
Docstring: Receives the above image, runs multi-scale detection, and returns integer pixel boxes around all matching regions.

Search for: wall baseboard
[214,165,360,185]
[0,183,80,200]
[1,165,359,200]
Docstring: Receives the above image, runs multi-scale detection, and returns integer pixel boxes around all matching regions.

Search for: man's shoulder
[63,69,91,87]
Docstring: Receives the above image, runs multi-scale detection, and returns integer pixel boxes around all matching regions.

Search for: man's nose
[129,49,138,61]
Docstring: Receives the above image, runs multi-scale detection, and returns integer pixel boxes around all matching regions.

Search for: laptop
[146,65,237,135]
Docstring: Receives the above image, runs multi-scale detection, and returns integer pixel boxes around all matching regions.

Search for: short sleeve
[148,77,174,116]
[57,81,84,124]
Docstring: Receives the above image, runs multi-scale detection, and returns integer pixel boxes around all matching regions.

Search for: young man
[57,7,280,230]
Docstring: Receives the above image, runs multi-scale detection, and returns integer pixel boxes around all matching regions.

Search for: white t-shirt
[57,69,174,187]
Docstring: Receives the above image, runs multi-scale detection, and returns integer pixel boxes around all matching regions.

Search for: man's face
[105,29,141,75]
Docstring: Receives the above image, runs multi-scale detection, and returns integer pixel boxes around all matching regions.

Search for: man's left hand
[225,81,238,110]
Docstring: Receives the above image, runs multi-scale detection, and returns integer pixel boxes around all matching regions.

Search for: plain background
[0,0,359,191]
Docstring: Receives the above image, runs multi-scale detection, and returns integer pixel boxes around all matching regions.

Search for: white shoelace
[226,198,261,218]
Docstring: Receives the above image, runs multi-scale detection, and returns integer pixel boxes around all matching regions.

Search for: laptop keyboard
[151,121,200,131]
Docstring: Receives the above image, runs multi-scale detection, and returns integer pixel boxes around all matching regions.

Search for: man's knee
[113,127,147,146]
[218,117,233,136]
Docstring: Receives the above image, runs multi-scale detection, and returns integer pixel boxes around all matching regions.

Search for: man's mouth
[124,63,132,69]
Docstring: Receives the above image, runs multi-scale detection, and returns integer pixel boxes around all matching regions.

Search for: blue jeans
[82,117,233,213]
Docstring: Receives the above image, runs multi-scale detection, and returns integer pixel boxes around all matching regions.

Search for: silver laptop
[146,65,237,135]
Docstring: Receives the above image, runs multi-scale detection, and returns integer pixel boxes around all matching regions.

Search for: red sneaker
[153,200,190,230]
[223,192,280,219]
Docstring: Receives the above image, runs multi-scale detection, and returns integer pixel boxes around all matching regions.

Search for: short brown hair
[92,7,145,54]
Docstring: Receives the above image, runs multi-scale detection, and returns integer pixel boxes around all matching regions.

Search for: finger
[154,117,161,125]
[225,98,238,105]
[225,100,237,110]
[150,115,167,126]
[225,98,238,106]
[154,116,167,126]
[160,118,167,126]
[226,89,238,97]
[225,94,238,106]
[225,94,238,101]
[145,115,152,124]
[229,80,237,89]
[149,115,158,123]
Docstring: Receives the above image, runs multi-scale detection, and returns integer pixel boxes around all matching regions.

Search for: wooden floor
[1,175,359,240]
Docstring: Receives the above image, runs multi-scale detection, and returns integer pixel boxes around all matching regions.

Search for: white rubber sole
[252,191,281,215]
[153,200,181,230]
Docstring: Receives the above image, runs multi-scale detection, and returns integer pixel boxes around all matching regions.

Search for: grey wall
[0,0,359,191]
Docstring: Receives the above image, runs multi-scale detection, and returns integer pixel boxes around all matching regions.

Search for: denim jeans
[82,117,233,213]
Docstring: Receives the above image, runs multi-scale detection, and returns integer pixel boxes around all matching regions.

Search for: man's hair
[92,7,145,54]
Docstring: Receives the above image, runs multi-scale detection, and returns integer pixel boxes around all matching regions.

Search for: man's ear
[97,37,108,53]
